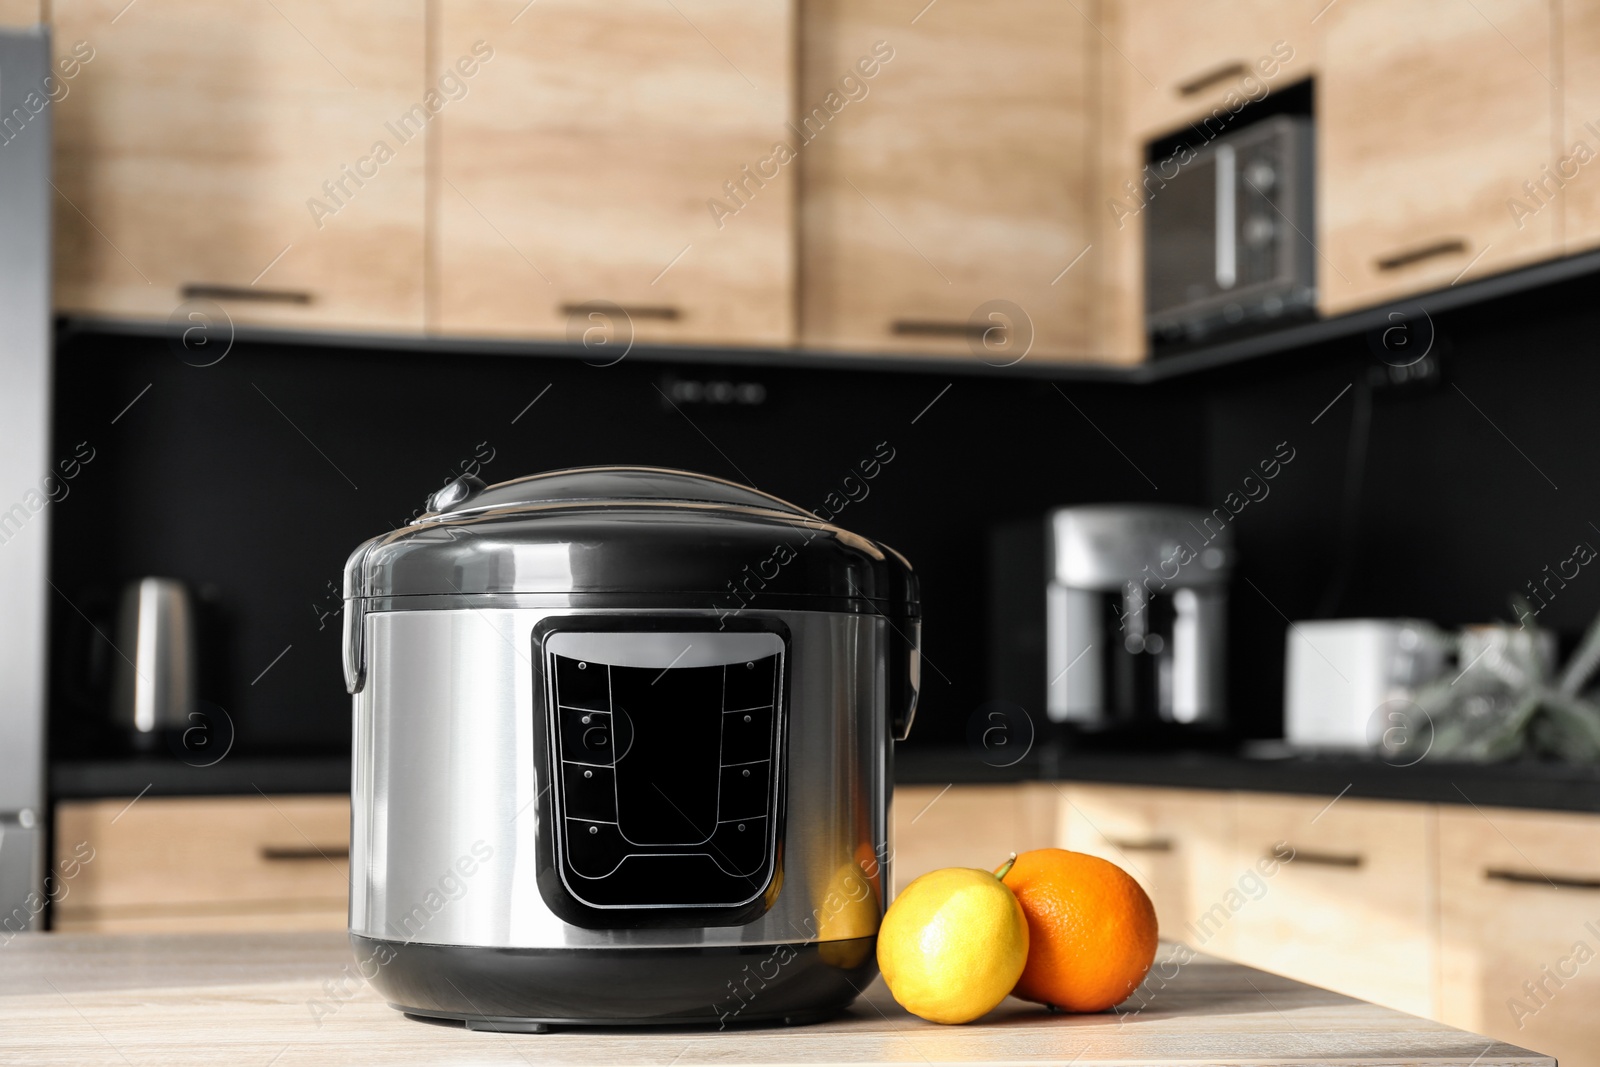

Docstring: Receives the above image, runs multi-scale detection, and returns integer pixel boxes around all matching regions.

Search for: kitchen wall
[45,330,1204,759]
[1207,271,1600,729]
[47,268,1598,760]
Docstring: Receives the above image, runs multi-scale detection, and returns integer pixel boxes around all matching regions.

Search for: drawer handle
[1486,868,1600,891]
[559,303,681,321]
[1374,239,1469,272]
[890,319,991,339]
[1103,836,1174,852]
[1176,61,1250,97]
[181,284,313,305]
[1278,848,1363,868]
[261,845,349,862]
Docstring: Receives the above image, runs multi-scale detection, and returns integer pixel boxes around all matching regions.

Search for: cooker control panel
[536,623,787,921]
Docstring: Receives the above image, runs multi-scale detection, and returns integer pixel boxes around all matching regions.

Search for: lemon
[875,861,1029,1024]
[817,859,882,968]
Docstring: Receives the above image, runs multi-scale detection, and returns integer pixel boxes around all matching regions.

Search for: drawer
[1057,785,1238,956]
[1229,793,1435,1017]
[54,795,349,933]
[889,784,1054,897]
[1438,806,1600,1067]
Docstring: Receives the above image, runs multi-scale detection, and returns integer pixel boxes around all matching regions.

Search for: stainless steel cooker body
[349,600,889,950]
[341,468,919,1030]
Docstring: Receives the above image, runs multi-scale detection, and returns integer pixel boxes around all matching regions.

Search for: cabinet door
[0,1,38,24]
[1094,1,1314,364]
[1057,785,1240,957]
[51,0,427,331]
[1316,0,1557,315]
[799,0,1099,363]
[1438,806,1600,1067]
[889,784,1053,897]
[54,795,350,933]
[1229,793,1435,1017]
[1561,4,1600,254]
[1118,0,1311,141]
[435,0,794,347]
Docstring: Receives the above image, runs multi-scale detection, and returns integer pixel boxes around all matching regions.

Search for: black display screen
[541,628,784,915]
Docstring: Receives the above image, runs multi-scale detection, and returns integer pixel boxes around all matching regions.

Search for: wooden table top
[0,932,1551,1066]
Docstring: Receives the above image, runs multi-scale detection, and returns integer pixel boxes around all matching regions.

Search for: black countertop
[51,745,1600,813]
[896,745,1600,813]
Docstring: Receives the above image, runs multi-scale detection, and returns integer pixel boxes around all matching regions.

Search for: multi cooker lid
[343,465,920,609]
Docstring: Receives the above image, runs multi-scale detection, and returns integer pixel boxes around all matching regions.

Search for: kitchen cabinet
[0,1,38,24]
[1115,0,1312,142]
[1057,785,1241,957]
[889,784,1054,896]
[1229,793,1436,1017]
[1093,0,1313,362]
[433,0,794,347]
[1561,4,1600,254]
[798,0,1102,363]
[53,795,349,933]
[51,0,427,332]
[1315,0,1558,315]
[1438,806,1600,1067]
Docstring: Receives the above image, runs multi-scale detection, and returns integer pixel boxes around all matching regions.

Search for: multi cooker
[342,466,920,1031]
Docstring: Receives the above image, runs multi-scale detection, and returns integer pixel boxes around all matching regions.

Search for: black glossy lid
[344,466,919,611]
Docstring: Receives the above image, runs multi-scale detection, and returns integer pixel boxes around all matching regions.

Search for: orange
[999,848,1157,1013]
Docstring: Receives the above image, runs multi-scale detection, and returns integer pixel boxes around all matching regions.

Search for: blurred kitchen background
[2,0,1598,1062]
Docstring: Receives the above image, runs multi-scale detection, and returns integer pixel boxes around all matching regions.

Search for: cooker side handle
[342,537,378,695]
[889,613,920,741]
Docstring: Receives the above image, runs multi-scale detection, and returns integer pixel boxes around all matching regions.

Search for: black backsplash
[46,331,1203,760]
[47,275,1600,763]
[1205,276,1600,727]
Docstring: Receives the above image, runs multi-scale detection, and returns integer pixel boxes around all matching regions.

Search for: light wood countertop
[0,932,1551,1066]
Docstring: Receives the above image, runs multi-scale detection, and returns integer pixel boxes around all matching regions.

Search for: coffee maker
[1045,506,1232,730]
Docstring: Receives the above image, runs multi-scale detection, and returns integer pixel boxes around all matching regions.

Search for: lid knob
[427,474,486,515]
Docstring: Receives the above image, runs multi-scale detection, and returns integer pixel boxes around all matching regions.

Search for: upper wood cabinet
[798,0,1101,363]
[52,0,427,331]
[1315,0,1558,315]
[433,0,794,347]
[1115,0,1312,141]
[1438,806,1600,1067]
[0,0,39,25]
[1561,4,1600,254]
[1093,0,1315,365]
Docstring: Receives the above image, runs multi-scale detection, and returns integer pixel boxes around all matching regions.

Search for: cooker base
[353,934,880,1031]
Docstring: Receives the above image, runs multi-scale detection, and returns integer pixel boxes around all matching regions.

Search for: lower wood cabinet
[1438,806,1600,1067]
[53,795,349,933]
[892,778,1600,1062]
[889,783,1053,896]
[1057,784,1239,957]
[1229,793,1436,1018]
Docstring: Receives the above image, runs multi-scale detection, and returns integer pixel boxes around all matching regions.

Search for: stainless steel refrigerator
[0,26,54,933]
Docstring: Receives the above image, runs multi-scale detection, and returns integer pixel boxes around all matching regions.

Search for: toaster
[1284,619,1450,750]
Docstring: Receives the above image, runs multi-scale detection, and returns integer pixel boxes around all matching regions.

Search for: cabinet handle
[1103,836,1174,852]
[1277,847,1363,868]
[1373,239,1469,272]
[1176,61,1250,97]
[890,319,990,339]
[181,284,313,305]
[559,303,681,321]
[1486,868,1600,891]
[261,845,349,862]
